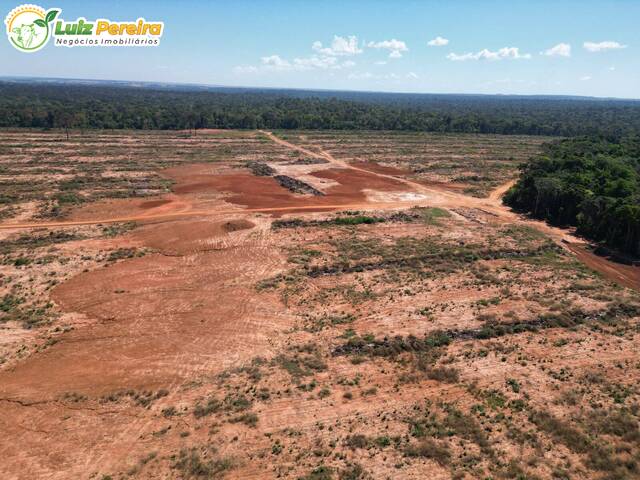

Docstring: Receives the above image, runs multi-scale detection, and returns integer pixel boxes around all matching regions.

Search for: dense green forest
[504,136,640,257]
[1,80,640,136]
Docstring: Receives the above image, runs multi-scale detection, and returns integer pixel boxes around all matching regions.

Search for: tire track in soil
[0,221,293,478]
[82,226,289,473]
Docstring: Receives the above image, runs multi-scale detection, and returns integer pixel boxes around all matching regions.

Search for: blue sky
[2,0,639,98]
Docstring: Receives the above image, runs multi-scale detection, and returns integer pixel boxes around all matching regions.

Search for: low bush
[404,438,451,465]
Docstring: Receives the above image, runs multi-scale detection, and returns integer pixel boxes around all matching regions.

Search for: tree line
[2,81,640,136]
[504,136,640,257]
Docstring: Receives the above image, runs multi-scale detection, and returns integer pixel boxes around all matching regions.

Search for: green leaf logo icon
[45,10,58,24]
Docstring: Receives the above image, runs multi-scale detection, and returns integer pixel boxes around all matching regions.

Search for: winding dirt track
[488,179,518,202]
[0,133,552,232]
[261,131,463,201]
[0,202,414,230]
[261,133,640,289]
[260,131,577,244]
[0,131,455,231]
[0,131,638,290]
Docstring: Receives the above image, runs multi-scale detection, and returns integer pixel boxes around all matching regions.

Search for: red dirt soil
[0,222,286,400]
[0,219,294,478]
[349,161,409,176]
[138,199,173,209]
[567,243,640,291]
[350,161,470,192]
[68,193,192,223]
[1,134,638,296]
[416,178,471,192]
[170,164,409,212]
[134,218,255,255]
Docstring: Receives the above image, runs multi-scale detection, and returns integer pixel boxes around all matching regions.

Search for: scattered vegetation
[172,448,233,479]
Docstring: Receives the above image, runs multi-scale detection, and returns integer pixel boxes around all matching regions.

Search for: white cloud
[261,55,291,69]
[580,75,592,81]
[609,66,616,71]
[237,35,362,74]
[583,41,627,52]
[233,65,258,74]
[427,36,449,47]
[541,43,571,57]
[446,52,475,61]
[312,35,362,56]
[367,39,408,59]
[253,36,361,72]
[258,53,355,72]
[447,47,531,61]
[292,55,337,70]
[406,72,419,79]
[373,60,387,65]
[367,39,408,51]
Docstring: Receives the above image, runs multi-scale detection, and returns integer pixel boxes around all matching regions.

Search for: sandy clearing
[1,131,639,292]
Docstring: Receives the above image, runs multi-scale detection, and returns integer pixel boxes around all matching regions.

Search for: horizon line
[2,75,639,102]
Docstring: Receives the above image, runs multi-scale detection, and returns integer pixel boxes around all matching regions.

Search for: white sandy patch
[364,190,429,202]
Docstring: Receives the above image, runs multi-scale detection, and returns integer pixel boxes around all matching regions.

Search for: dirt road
[488,179,517,202]
[0,133,547,233]
[260,132,639,290]
[1,131,638,291]
[0,202,414,231]
[261,130,463,201]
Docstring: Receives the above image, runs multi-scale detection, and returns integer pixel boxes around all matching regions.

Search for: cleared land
[1,129,639,480]
[276,130,548,197]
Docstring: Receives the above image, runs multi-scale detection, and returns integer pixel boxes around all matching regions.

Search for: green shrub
[230,412,258,427]
[300,466,334,480]
[193,397,222,418]
[339,463,367,480]
[404,438,451,465]
[345,434,369,449]
[172,448,233,479]
[426,367,459,383]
